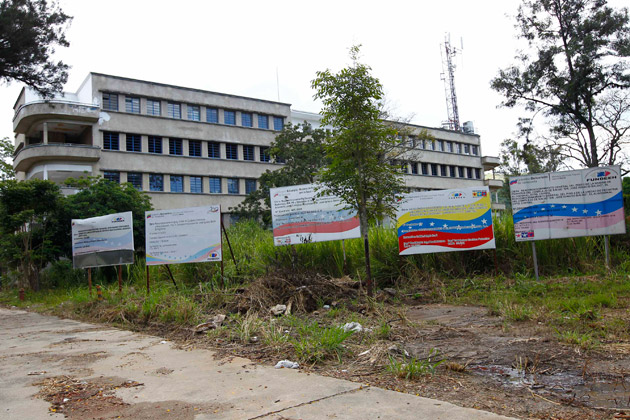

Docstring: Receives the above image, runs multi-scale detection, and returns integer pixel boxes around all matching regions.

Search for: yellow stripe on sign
[397,196,491,228]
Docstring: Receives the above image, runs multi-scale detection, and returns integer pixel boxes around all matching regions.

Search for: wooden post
[118,265,122,293]
[604,235,611,271]
[164,264,178,290]
[88,267,92,296]
[146,265,150,295]
[531,242,540,281]
[221,219,238,271]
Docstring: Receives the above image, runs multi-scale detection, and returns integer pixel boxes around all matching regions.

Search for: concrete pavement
[0,307,517,419]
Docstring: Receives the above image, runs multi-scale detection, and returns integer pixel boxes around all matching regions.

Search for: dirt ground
[164,302,630,420]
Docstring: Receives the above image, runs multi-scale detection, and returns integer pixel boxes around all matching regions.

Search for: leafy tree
[491,0,630,172]
[231,122,329,226]
[0,179,65,290]
[312,45,402,297]
[0,0,71,97]
[0,137,15,180]
[64,176,153,253]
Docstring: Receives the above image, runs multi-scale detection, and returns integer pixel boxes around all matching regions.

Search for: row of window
[395,161,482,179]
[102,132,274,162]
[398,135,479,156]
[103,171,257,195]
[102,92,284,130]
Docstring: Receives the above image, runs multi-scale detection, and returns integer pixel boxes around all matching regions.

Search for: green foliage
[0,179,66,290]
[0,0,71,97]
[231,123,329,226]
[289,319,354,363]
[0,137,15,180]
[491,0,630,170]
[387,349,443,379]
[39,259,86,288]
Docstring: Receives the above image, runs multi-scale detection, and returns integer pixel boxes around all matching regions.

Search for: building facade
[12,73,503,217]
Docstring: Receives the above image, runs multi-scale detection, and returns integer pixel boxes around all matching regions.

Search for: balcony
[484,178,503,190]
[14,100,100,134]
[481,156,500,171]
[14,144,100,173]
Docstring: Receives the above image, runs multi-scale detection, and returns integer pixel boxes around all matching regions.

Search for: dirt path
[0,307,515,420]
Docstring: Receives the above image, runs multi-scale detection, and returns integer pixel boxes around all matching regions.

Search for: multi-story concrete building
[12,73,503,219]
[291,110,504,207]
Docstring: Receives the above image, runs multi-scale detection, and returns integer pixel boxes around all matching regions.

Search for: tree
[312,45,402,297]
[231,122,329,226]
[0,137,15,180]
[0,179,65,290]
[491,0,630,172]
[0,0,71,97]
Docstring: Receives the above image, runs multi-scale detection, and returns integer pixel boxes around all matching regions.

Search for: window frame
[258,114,268,129]
[227,178,239,194]
[146,99,161,116]
[187,104,200,121]
[102,92,118,111]
[208,141,220,159]
[206,107,219,123]
[169,138,183,155]
[149,174,164,191]
[125,96,140,114]
[209,177,222,194]
[126,133,142,152]
[127,172,143,190]
[243,145,255,161]
[148,136,162,154]
[241,112,253,127]
[245,179,257,194]
[167,102,181,119]
[103,171,120,183]
[225,143,238,160]
[189,140,202,157]
[103,131,119,150]
[259,146,270,162]
[224,110,236,125]
[273,116,284,131]
[190,176,203,193]
[170,175,184,193]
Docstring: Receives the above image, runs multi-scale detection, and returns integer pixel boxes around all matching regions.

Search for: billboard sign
[270,183,360,246]
[397,187,495,255]
[71,211,134,268]
[145,205,222,265]
[509,166,626,241]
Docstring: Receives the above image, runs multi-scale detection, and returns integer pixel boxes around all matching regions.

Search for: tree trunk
[358,196,373,297]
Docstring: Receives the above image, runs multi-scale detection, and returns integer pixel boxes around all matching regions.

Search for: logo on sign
[510,180,518,185]
[449,192,465,199]
[112,216,125,223]
[208,206,219,213]
[211,252,219,258]
[472,190,487,197]
[586,168,617,182]
[517,231,535,239]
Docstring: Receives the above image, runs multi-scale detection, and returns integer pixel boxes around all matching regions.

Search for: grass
[387,349,444,379]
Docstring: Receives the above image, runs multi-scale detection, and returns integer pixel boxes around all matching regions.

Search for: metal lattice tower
[440,34,460,132]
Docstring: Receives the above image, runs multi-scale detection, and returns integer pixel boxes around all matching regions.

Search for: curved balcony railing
[13,143,101,173]
[13,100,100,133]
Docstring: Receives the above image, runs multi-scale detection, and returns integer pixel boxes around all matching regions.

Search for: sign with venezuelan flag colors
[397,187,495,255]
[270,183,360,246]
[145,205,221,265]
[509,166,626,242]
[72,211,134,268]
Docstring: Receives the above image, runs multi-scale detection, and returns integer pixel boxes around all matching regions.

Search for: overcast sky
[0,0,625,158]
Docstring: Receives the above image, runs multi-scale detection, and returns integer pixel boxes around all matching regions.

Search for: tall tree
[491,0,630,172]
[0,137,15,180]
[231,122,329,226]
[0,0,71,97]
[312,45,402,297]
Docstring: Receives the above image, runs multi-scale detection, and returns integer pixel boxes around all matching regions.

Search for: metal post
[604,235,610,271]
[342,239,347,275]
[220,226,225,289]
[220,219,238,271]
[88,267,92,296]
[531,242,539,281]
[146,265,150,295]
[118,265,122,293]
[164,264,178,290]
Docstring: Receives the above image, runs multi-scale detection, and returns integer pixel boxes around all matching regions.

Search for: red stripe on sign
[274,217,360,236]
[399,225,494,252]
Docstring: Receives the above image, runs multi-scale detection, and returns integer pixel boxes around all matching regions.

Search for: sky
[0,0,622,158]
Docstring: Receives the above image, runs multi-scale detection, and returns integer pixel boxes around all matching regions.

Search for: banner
[145,205,221,265]
[510,166,626,241]
[71,211,134,268]
[270,183,360,246]
[397,187,495,255]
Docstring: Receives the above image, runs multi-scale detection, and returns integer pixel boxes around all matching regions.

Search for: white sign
[71,211,134,268]
[509,166,626,241]
[270,183,360,246]
[145,205,221,265]
[397,187,495,255]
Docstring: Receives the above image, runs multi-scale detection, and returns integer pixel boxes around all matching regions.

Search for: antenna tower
[440,34,461,131]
